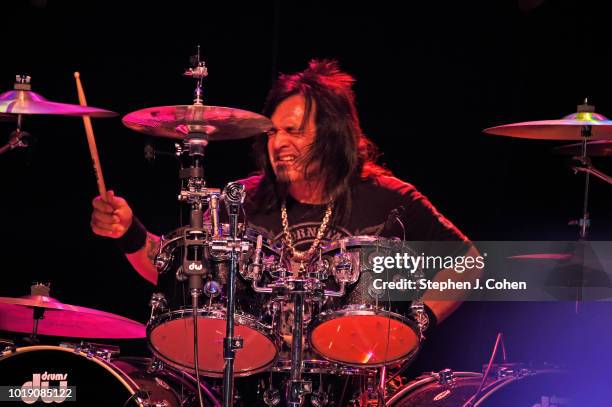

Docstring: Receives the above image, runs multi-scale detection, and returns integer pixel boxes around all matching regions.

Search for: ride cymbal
[484,108,612,140]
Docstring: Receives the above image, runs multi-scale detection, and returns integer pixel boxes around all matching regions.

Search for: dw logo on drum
[187,262,204,271]
[19,372,72,404]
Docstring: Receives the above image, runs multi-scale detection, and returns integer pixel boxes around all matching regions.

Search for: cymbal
[0,89,117,117]
[122,105,274,140]
[484,111,612,140]
[0,295,145,339]
[553,140,612,157]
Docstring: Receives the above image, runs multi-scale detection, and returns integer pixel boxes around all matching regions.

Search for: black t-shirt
[239,173,468,249]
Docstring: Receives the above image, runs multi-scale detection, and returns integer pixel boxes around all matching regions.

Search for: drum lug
[149,292,167,321]
[333,251,354,283]
[147,358,166,373]
[437,368,455,385]
[491,363,525,379]
[411,300,430,340]
[140,398,171,407]
[310,388,329,407]
[154,249,173,274]
[263,387,282,406]
[60,341,119,362]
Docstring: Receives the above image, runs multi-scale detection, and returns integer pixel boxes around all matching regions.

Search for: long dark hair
[252,59,390,223]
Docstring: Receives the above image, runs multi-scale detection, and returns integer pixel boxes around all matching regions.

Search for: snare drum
[149,225,282,377]
[308,236,420,367]
[0,345,220,406]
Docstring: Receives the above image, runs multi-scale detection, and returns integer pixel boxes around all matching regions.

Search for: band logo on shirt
[273,222,351,250]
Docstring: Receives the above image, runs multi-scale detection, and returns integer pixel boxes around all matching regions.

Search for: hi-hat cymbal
[0,89,117,117]
[122,105,274,140]
[484,111,612,140]
[0,295,145,339]
[553,140,612,157]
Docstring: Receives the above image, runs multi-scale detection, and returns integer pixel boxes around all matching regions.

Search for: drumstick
[73,72,107,200]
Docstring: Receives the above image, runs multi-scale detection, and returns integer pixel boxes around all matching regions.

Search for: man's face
[267,94,317,184]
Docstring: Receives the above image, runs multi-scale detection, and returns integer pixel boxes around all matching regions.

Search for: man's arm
[422,244,483,323]
[125,232,160,285]
[91,191,159,285]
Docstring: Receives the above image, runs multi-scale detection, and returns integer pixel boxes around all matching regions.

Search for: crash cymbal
[0,295,145,339]
[0,89,117,117]
[553,140,612,157]
[122,105,274,140]
[484,109,612,140]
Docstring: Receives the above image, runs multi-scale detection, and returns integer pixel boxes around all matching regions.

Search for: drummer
[91,59,481,333]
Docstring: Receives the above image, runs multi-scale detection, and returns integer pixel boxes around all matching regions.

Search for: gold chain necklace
[281,200,334,263]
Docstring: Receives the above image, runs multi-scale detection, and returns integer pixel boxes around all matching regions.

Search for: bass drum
[386,367,572,406]
[0,346,220,406]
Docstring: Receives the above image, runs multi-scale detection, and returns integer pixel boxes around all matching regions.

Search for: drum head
[148,310,277,377]
[0,346,137,405]
[309,309,419,366]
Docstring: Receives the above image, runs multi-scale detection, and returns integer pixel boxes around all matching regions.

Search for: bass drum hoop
[386,370,568,406]
[0,345,141,405]
[147,307,278,377]
[386,372,481,405]
[308,305,420,368]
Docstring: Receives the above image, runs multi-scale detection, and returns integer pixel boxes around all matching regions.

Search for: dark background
[1,0,611,400]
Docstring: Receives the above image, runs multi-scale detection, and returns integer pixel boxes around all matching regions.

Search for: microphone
[222,182,246,206]
[246,234,263,281]
[384,205,406,239]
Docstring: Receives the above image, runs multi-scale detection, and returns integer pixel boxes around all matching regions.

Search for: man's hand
[91,190,133,238]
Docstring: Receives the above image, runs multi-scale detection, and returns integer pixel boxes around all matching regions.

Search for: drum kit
[0,55,607,406]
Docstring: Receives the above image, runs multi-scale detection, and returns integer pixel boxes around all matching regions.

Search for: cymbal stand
[220,182,247,407]
[0,115,32,155]
[0,77,34,155]
[578,124,592,240]
[28,282,51,344]
[568,101,597,311]
[176,132,219,407]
